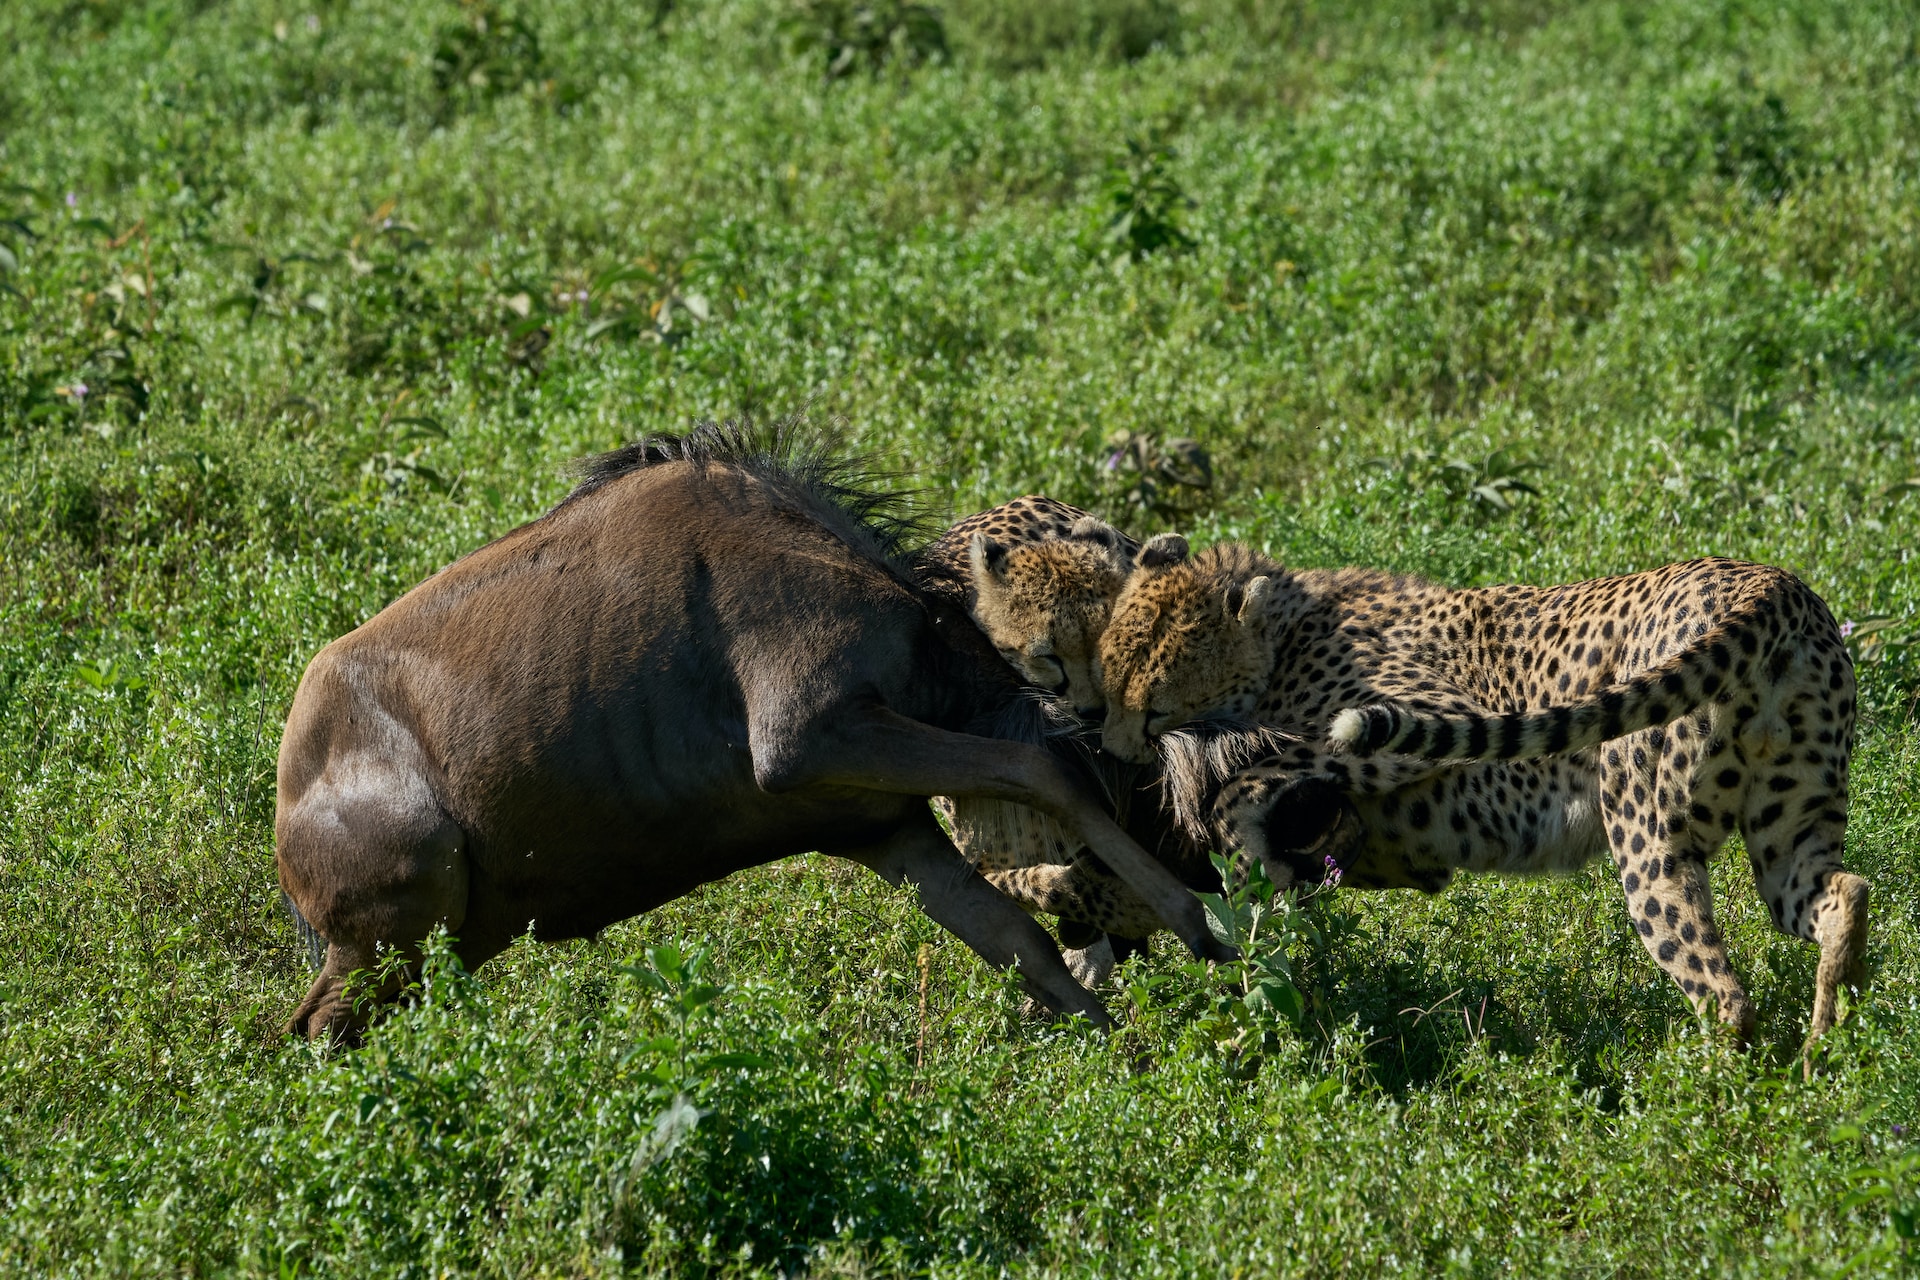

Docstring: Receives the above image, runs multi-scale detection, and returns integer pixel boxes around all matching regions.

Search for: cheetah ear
[968,532,1012,589]
[1067,515,1122,550]
[1226,575,1273,624]
[1135,533,1189,572]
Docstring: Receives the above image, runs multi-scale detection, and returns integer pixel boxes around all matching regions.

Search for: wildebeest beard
[1150,715,1303,846]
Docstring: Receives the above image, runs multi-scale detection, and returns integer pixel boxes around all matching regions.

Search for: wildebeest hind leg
[279,762,474,1044]
[847,811,1113,1028]
[771,706,1234,964]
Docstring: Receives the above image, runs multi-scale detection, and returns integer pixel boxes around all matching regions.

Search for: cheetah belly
[1350,756,1607,888]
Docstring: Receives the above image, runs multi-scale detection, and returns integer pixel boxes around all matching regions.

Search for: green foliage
[946,0,1179,69]
[1094,136,1197,266]
[1838,1126,1920,1271]
[1098,427,1213,520]
[431,0,546,111]
[1370,437,1547,520]
[785,0,949,81]
[1188,855,1313,1059]
[3,0,1920,1272]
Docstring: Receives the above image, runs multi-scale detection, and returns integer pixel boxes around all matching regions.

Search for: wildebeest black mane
[564,415,934,567]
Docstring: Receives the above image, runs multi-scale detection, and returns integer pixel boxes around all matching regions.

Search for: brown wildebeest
[275,423,1233,1042]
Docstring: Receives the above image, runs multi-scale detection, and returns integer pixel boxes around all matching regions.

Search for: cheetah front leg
[1598,727,1756,1042]
[981,858,1169,942]
[979,864,1156,992]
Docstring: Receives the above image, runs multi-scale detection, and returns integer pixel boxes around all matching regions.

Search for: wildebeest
[275,423,1233,1042]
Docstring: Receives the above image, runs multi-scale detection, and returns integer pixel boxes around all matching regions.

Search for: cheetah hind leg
[1743,797,1869,1049]
[1809,872,1870,1044]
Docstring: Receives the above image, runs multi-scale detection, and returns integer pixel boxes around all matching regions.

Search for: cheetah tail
[1327,596,1779,762]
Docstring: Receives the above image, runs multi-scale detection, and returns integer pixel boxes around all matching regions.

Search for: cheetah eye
[1028,654,1068,692]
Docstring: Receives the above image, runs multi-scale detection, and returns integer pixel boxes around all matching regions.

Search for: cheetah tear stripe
[1328,581,1784,761]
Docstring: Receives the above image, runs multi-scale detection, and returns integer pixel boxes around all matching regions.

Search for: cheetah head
[967,517,1164,720]
[1098,542,1286,765]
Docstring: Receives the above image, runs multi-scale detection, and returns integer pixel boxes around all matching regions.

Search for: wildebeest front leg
[765,706,1235,963]
[847,811,1114,1027]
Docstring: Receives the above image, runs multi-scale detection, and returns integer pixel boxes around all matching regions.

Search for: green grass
[4,0,1920,1273]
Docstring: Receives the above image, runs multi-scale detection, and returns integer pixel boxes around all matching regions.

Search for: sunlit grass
[2,0,1918,1273]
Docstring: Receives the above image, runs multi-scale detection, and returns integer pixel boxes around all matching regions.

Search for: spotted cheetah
[922,495,1193,719]
[1095,543,1869,1045]
[917,498,1267,983]
[916,497,1166,976]
[924,506,1322,955]
[918,496,1140,868]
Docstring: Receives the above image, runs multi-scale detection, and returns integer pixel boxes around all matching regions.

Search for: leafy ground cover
[3,0,1919,1273]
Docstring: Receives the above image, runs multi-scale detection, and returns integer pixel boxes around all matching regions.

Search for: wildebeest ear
[1228,575,1274,624]
[1136,533,1189,571]
[1067,515,1122,550]
[968,532,1012,586]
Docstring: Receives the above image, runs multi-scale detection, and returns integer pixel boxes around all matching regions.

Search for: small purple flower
[1322,853,1343,885]
[65,192,77,208]
[1839,620,1855,638]
[70,382,89,400]
[575,289,589,302]
[1896,1124,1908,1138]
[1104,450,1124,472]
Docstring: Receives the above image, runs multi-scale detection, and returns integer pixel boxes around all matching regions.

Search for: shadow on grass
[1296,909,1705,1103]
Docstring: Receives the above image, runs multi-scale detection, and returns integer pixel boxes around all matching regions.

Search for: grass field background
[4,0,1920,1273]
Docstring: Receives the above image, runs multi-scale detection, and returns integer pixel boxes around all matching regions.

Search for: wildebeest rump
[275,423,1232,1042]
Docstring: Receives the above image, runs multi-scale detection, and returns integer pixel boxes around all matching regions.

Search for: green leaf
[585,312,635,341]
[389,416,448,439]
[1882,477,1920,504]
[592,263,659,295]
[73,658,145,693]
[617,963,669,993]
[1197,890,1241,948]
[645,942,685,983]
[625,1035,678,1058]
[696,1051,772,1072]
[1252,977,1304,1023]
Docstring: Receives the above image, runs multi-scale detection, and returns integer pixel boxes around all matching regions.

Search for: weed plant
[2,0,1919,1273]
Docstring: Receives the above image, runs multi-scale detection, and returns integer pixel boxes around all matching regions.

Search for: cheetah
[922,494,1188,719]
[917,496,1142,870]
[917,498,1270,984]
[916,497,1165,977]
[1096,543,1869,1046]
